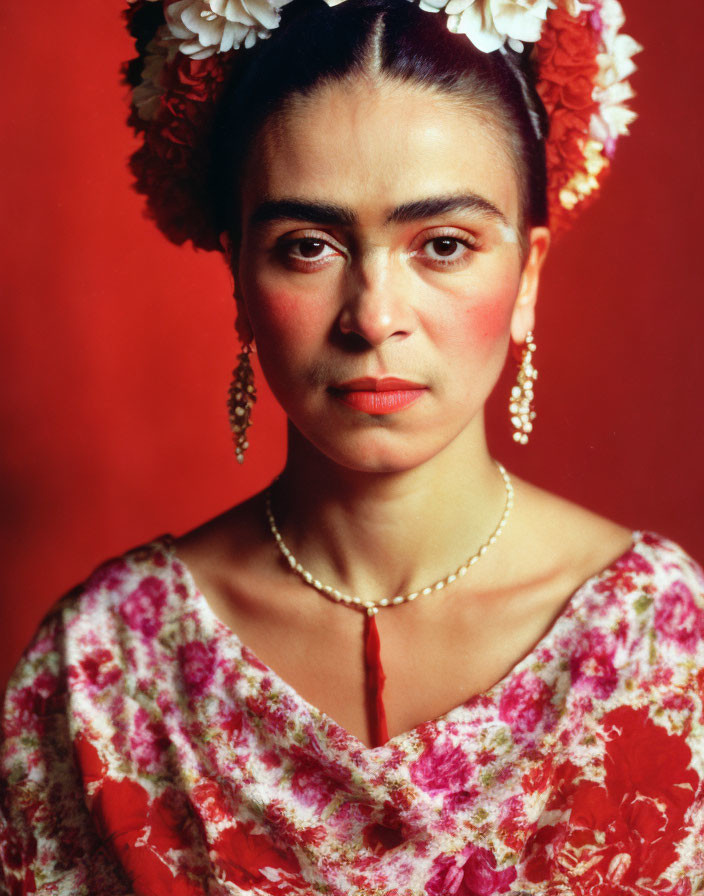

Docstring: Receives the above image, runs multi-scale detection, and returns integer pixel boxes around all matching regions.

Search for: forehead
[240,77,521,228]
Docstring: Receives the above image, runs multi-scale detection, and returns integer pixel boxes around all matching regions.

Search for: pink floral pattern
[1,531,704,894]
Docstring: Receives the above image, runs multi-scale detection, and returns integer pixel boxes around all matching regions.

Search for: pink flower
[498,670,554,736]
[118,576,168,637]
[129,707,171,772]
[569,628,619,699]
[426,843,517,895]
[84,557,129,592]
[7,670,62,736]
[177,639,217,696]
[290,761,338,813]
[654,581,704,652]
[410,738,472,794]
[78,648,123,693]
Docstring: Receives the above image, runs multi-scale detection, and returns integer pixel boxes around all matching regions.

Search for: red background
[1,1,703,690]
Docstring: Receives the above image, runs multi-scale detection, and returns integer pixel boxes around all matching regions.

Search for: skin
[178,75,633,748]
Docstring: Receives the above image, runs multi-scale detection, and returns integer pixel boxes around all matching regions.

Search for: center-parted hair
[208,0,548,249]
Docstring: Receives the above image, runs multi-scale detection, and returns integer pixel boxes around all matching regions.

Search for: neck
[271,417,509,603]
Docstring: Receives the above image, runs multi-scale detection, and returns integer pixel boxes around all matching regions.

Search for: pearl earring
[227,344,256,463]
[510,331,537,445]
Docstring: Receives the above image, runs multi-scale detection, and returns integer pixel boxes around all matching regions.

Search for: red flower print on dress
[213,819,307,893]
[5,669,62,737]
[523,706,699,893]
[77,648,123,694]
[569,628,619,699]
[410,738,472,794]
[290,759,339,813]
[74,732,108,792]
[654,581,704,652]
[241,644,271,673]
[362,821,405,854]
[89,772,204,894]
[498,670,554,737]
[119,575,168,637]
[84,557,129,593]
[129,706,172,772]
[592,550,651,598]
[177,639,217,696]
[426,843,517,895]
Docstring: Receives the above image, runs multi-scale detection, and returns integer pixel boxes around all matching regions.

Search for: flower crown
[123,0,642,251]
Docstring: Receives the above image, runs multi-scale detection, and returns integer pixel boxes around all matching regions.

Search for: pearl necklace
[264,461,514,617]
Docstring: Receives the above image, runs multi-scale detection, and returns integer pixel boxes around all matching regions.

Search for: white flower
[588,0,642,149]
[163,0,294,59]
[438,0,557,54]
[132,30,180,121]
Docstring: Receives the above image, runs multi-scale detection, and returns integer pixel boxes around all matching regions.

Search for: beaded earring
[510,330,537,445]
[227,344,257,463]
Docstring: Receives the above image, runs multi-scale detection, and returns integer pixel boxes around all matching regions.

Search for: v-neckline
[161,530,647,759]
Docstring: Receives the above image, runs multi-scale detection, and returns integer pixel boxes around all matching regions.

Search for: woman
[1,0,702,892]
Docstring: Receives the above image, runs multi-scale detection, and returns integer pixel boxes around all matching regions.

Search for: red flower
[6,670,63,737]
[119,576,169,637]
[569,628,618,699]
[128,52,236,252]
[410,738,472,794]
[84,557,129,592]
[177,639,217,696]
[498,670,554,737]
[654,581,704,652]
[426,843,517,895]
[74,732,108,790]
[213,820,305,891]
[78,648,123,692]
[148,786,197,856]
[82,763,206,895]
[91,776,151,849]
[533,8,602,234]
[523,706,699,891]
[362,822,405,854]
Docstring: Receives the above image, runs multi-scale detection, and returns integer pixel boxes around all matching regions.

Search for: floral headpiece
[123,0,642,251]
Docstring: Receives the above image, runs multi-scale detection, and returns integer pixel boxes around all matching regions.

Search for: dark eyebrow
[248,193,508,229]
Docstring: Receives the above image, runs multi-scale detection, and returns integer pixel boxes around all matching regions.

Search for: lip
[333,377,426,392]
[329,377,427,415]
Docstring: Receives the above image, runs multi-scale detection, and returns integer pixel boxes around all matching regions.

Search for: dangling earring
[227,344,257,463]
[510,330,537,445]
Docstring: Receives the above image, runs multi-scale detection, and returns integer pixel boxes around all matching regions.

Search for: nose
[337,249,415,347]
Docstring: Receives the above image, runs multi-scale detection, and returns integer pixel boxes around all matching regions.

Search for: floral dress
[1,531,704,895]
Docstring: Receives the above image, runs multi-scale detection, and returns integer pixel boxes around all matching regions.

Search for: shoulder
[505,476,704,636]
[2,536,186,708]
[505,476,636,600]
[628,531,704,652]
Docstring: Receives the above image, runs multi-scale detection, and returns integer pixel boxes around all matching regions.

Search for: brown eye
[431,237,460,257]
[298,238,326,258]
[422,235,474,264]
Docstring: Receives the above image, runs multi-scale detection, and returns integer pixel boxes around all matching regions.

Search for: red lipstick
[330,377,427,415]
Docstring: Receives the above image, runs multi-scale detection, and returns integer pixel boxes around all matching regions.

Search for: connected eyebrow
[249,193,508,229]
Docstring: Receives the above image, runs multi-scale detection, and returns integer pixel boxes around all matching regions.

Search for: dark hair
[208,0,548,250]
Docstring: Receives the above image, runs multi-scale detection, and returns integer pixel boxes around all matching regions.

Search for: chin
[299,428,450,475]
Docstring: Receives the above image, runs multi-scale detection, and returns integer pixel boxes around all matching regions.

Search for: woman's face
[233,76,550,473]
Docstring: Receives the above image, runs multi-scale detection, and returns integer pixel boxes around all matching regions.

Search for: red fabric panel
[1,1,703,691]
[364,612,390,748]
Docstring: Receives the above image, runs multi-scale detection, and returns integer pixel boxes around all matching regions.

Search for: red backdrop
[1,0,703,690]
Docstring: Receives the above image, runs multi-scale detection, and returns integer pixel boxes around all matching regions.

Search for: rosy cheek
[465,295,515,344]
[437,277,517,353]
[251,288,312,342]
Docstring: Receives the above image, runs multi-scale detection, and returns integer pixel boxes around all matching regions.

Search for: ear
[220,231,255,346]
[510,226,551,344]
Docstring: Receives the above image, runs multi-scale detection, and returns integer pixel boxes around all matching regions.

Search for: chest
[208,575,576,749]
